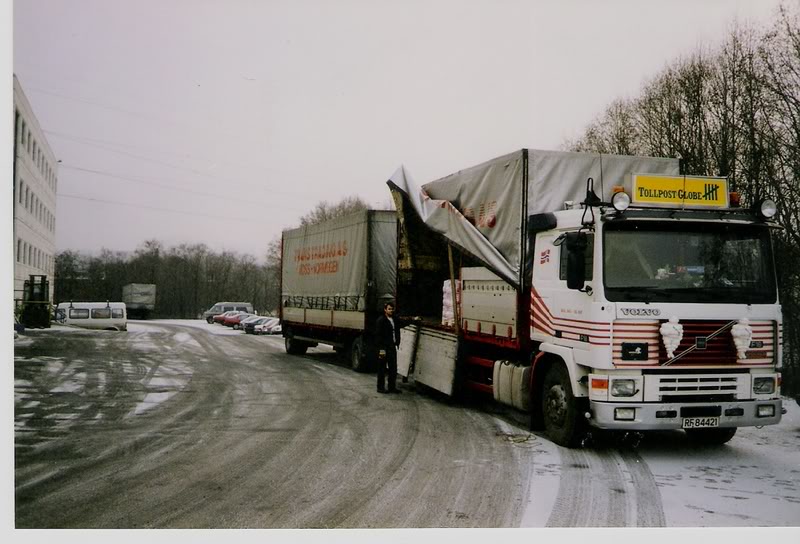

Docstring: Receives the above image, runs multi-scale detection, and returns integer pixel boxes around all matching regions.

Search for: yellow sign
[631,175,729,209]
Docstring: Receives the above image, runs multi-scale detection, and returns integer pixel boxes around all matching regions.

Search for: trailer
[280,210,397,371]
[389,149,783,447]
[122,283,156,319]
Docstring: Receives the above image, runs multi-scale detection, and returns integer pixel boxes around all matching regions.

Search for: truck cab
[529,176,782,445]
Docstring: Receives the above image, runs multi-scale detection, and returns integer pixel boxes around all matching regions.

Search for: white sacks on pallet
[492,360,530,411]
[441,280,461,327]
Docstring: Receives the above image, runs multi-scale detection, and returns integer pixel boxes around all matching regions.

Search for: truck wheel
[350,337,368,372]
[285,335,308,355]
[542,363,583,448]
[684,427,737,445]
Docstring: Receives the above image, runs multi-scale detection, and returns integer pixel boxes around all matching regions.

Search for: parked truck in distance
[280,210,397,371]
[388,149,783,447]
[122,283,156,319]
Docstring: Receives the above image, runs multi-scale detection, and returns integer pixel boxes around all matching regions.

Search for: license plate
[682,417,719,429]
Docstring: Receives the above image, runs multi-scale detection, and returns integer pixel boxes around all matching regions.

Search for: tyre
[350,337,368,372]
[285,335,308,355]
[541,363,584,447]
[685,427,737,445]
[206,316,214,324]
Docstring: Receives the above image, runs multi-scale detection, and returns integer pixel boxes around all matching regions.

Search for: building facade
[13,75,58,305]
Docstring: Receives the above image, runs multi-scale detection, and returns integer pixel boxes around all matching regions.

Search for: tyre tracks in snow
[546,445,665,527]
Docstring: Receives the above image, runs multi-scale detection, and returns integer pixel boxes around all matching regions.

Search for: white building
[13,75,58,304]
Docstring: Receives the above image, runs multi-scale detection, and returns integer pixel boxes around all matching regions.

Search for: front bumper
[589,399,782,430]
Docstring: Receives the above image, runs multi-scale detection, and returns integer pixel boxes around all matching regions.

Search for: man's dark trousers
[377,348,397,392]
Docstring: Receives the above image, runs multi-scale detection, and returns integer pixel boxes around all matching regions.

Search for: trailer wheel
[685,427,737,445]
[542,363,584,447]
[350,337,368,372]
[285,335,308,355]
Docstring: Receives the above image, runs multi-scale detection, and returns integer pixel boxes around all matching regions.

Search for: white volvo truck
[389,149,783,447]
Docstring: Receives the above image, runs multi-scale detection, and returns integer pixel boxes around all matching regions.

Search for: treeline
[54,240,282,318]
[568,4,800,394]
[53,197,371,319]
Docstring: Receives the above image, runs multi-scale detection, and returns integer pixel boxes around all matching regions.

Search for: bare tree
[565,4,800,395]
[299,195,369,226]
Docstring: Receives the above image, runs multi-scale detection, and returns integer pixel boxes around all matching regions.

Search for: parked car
[244,316,270,334]
[223,312,253,329]
[260,318,282,335]
[203,302,254,324]
[212,310,240,325]
[254,317,279,335]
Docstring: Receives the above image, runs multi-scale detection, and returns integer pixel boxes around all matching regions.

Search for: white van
[54,302,128,331]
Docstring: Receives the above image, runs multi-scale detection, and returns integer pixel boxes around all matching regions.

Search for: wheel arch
[536,343,589,397]
[529,344,588,431]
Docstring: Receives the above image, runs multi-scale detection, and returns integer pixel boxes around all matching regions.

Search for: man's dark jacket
[375,315,401,351]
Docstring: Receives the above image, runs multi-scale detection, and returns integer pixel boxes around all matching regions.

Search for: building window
[17,239,21,262]
[20,118,26,145]
[25,187,29,210]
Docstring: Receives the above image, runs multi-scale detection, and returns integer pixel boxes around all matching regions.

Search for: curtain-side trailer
[280,210,397,371]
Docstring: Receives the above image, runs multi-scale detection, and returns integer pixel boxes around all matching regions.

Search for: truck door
[531,231,596,358]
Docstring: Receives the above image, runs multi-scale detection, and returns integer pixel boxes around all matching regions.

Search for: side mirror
[565,232,588,290]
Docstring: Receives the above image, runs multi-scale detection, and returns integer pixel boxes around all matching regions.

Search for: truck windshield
[603,221,777,304]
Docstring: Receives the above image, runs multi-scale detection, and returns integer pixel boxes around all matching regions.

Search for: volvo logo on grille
[696,337,708,349]
[621,308,662,317]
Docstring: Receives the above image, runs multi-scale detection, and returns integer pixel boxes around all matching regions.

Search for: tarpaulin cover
[369,211,398,305]
[388,150,680,287]
[281,210,396,311]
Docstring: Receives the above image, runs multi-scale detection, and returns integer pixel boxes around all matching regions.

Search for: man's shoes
[388,389,402,394]
[377,389,387,394]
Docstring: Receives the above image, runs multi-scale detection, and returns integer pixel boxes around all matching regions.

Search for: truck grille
[658,321,738,366]
[612,319,776,367]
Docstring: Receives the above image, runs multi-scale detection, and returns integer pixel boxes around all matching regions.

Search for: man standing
[376,301,401,394]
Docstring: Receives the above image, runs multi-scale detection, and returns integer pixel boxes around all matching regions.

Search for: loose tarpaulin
[387,150,681,289]
[387,165,519,287]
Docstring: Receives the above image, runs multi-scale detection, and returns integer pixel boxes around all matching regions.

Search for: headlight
[610,379,638,397]
[612,191,631,212]
[753,376,775,395]
[756,199,777,220]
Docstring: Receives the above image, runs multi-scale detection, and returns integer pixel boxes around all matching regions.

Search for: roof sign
[631,174,729,209]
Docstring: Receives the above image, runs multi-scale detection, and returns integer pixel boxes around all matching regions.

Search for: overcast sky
[10,0,787,259]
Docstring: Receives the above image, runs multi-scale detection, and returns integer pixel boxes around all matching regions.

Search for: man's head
[384,302,395,317]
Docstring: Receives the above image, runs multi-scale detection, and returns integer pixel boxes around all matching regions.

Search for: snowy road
[13,320,800,528]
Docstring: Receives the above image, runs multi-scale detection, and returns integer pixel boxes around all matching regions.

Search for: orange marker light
[591,377,609,390]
